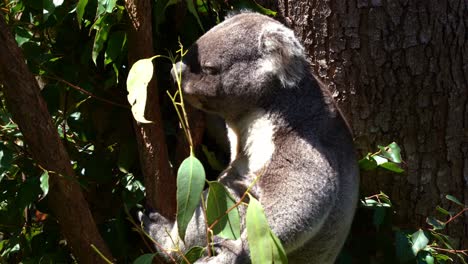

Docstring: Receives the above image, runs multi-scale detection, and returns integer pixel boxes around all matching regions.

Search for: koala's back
[246,75,359,263]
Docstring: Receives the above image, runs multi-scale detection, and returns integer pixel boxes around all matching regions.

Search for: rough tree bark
[124,0,177,219]
[260,0,467,250]
[0,15,113,263]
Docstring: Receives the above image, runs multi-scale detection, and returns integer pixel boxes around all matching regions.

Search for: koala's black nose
[170,61,186,81]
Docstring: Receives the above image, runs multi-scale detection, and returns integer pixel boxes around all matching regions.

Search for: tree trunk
[124,0,177,219]
[261,0,467,250]
[0,14,113,263]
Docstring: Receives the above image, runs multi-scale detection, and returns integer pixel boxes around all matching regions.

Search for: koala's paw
[138,210,172,236]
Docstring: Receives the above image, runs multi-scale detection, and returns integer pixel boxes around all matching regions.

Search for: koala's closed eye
[201,62,219,75]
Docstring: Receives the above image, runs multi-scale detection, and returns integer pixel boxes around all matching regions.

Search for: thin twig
[45,76,130,109]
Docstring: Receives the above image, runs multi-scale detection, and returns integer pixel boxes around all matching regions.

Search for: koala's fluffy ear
[258,23,307,88]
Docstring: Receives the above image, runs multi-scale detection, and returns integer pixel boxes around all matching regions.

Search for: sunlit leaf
[39,171,49,197]
[372,155,388,165]
[270,231,288,264]
[76,0,88,25]
[246,195,272,264]
[378,142,401,163]
[97,0,117,17]
[92,15,111,65]
[133,253,155,264]
[206,182,240,240]
[411,229,429,256]
[126,58,154,123]
[177,155,206,240]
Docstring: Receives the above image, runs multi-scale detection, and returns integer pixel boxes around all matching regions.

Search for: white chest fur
[227,109,276,176]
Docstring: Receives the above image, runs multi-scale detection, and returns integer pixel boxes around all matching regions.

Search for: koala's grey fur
[139,12,359,264]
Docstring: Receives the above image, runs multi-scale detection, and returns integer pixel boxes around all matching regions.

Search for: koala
[139,12,359,264]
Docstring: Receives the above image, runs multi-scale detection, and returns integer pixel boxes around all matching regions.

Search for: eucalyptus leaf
[181,246,205,264]
[426,217,445,230]
[358,154,377,171]
[177,156,206,240]
[133,253,155,264]
[126,58,155,123]
[92,15,111,65]
[445,195,464,207]
[39,171,49,197]
[246,195,272,264]
[270,230,288,264]
[378,162,404,173]
[411,229,429,256]
[76,0,88,25]
[206,182,240,240]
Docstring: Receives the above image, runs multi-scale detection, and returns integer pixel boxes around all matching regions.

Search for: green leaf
[15,27,33,47]
[76,0,88,25]
[202,145,225,171]
[185,0,204,31]
[39,171,49,197]
[133,253,155,264]
[431,233,454,250]
[426,217,446,230]
[435,206,452,216]
[434,253,453,262]
[270,231,288,264]
[0,145,14,179]
[378,162,404,173]
[372,155,388,165]
[97,0,117,17]
[445,195,464,207]
[378,142,402,163]
[104,31,126,65]
[126,58,155,123]
[181,246,205,264]
[246,195,272,264]
[411,229,429,256]
[358,154,377,171]
[92,15,112,65]
[177,155,206,240]
[206,182,240,240]
[418,251,435,264]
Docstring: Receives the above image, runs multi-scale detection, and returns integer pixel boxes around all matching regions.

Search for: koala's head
[173,13,308,120]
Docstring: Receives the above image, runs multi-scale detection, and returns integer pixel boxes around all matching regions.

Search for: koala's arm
[138,211,183,260]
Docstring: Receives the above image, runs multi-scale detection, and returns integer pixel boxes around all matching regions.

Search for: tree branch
[124,0,176,220]
[0,14,113,263]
